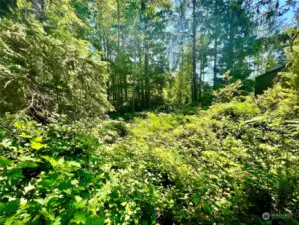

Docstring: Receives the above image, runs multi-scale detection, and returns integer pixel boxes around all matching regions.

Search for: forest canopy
[0,0,297,115]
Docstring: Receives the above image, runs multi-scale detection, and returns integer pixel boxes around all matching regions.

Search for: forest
[0,0,299,224]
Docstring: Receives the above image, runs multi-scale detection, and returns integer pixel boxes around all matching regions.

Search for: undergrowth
[1,41,299,225]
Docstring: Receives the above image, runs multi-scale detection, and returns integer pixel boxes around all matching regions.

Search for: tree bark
[117,0,123,104]
[141,0,150,108]
[213,37,218,89]
[192,0,197,104]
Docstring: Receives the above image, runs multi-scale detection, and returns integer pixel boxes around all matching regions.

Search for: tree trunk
[144,39,149,108]
[213,38,218,89]
[97,0,103,52]
[199,49,204,102]
[138,39,143,109]
[192,0,197,104]
[178,49,184,104]
[117,0,122,104]
[141,0,150,108]
[213,0,218,89]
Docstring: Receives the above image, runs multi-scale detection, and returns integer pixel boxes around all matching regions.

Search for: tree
[0,0,112,118]
[90,0,171,111]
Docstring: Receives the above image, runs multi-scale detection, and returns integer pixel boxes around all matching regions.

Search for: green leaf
[0,156,13,167]
[34,198,45,206]
[86,216,105,225]
[67,161,81,169]
[0,200,20,215]
[74,196,87,209]
[203,205,212,214]
[75,196,82,202]
[10,220,23,225]
[40,207,55,221]
[19,132,33,139]
[52,216,62,225]
[63,189,72,195]
[13,121,23,129]
[34,136,43,142]
[71,179,79,185]
[0,128,5,136]
[24,183,35,193]
[31,141,47,150]
[18,161,39,168]
[10,171,24,179]
[42,156,58,167]
[192,194,200,204]
[70,212,86,224]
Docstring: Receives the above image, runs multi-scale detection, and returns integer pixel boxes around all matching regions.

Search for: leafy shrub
[0,116,106,224]
[1,32,299,225]
[1,85,299,224]
[0,115,174,225]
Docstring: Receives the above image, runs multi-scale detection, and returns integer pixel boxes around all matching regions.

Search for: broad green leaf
[0,156,13,167]
[192,194,200,204]
[52,216,62,225]
[31,141,47,150]
[20,132,33,139]
[34,136,43,142]
[0,128,5,136]
[67,161,81,168]
[71,179,79,185]
[42,156,58,167]
[18,161,39,168]
[13,121,23,129]
[74,196,87,209]
[63,189,72,195]
[40,207,55,221]
[24,183,35,193]
[70,212,86,224]
[35,198,45,205]
[86,216,105,225]
[0,200,20,215]
[75,196,82,202]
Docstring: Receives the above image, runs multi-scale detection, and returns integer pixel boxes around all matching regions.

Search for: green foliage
[0,2,298,224]
[0,116,102,223]
[0,0,112,117]
[122,95,298,223]
[212,70,243,103]
[0,38,299,223]
[0,114,173,224]
[1,77,299,224]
